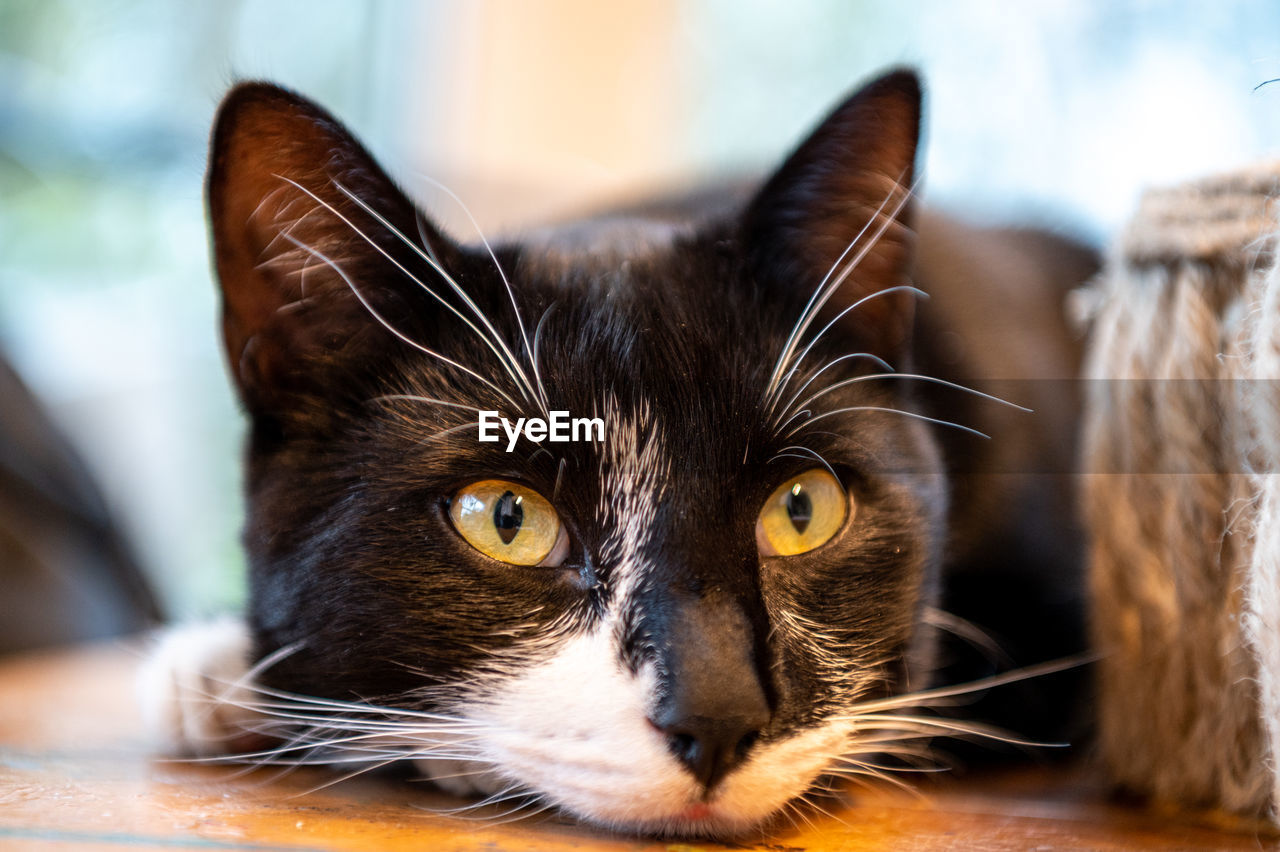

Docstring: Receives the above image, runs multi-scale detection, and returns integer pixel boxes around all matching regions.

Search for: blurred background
[1,0,1278,628]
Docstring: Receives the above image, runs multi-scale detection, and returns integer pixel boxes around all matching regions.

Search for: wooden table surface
[0,640,1275,851]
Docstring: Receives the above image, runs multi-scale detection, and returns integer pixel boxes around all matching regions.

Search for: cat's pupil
[786,486,812,534]
[494,491,523,545]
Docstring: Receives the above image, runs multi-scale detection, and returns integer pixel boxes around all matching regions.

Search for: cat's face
[208,70,947,836]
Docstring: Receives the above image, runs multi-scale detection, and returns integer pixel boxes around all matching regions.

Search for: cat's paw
[137,618,263,756]
[414,757,508,798]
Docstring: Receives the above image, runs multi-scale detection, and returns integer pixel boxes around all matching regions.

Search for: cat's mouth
[677,801,715,821]
[502,721,851,839]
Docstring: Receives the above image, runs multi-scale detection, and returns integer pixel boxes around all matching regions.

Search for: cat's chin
[559,756,826,839]
[560,772,820,840]
[583,786,822,841]
[593,805,776,841]
[413,754,791,839]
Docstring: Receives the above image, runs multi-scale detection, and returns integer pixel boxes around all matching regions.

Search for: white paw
[137,618,262,756]
[415,757,508,798]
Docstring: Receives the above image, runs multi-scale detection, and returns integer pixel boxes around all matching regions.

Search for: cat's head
[207,68,947,837]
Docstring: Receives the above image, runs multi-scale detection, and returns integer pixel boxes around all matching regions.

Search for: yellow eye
[756,469,849,556]
[449,480,565,566]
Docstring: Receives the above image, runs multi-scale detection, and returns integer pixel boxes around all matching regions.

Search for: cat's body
[143,69,1096,837]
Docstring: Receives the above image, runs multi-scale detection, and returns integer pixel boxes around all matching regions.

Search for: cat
[140,68,1098,838]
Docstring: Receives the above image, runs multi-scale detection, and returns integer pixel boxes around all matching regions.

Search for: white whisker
[830,756,948,775]
[286,754,409,798]
[532,302,556,380]
[280,177,530,404]
[842,653,1096,716]
[922,607,1010,663]
[553,456,567,502]
[785,404,990,440]
[782,796,821,832]
[764,173,918,415]
[765,445,838,479]
[792,793,853,829]
[764,172,912,406]
[415,172,548,413]
[277,232,523,413]
[826,763,924,798]
[770,284,927,425]
[197,664,482,726]
[425,784,540,819]
[423,420,482,443]
[785,372,1030,430]
[841,713,1056,748]
[369,394,484,414]
[330,180,543,412]
[414,210,443,269]
[772,352,892,431]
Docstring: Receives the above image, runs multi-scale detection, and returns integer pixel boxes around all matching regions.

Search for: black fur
[206,68,1093,815]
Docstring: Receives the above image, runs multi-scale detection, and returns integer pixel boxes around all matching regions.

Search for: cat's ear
[743,68,921,361]
[207,82,459,414]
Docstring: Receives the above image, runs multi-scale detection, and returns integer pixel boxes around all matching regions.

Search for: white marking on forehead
[593,393,670,606]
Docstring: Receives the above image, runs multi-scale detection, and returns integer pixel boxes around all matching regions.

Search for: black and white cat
[141,69,1096,837]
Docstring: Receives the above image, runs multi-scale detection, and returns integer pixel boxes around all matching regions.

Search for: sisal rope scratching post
[1082,163,1280,820]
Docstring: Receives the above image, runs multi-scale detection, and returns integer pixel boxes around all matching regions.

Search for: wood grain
[0,640,1274,851]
